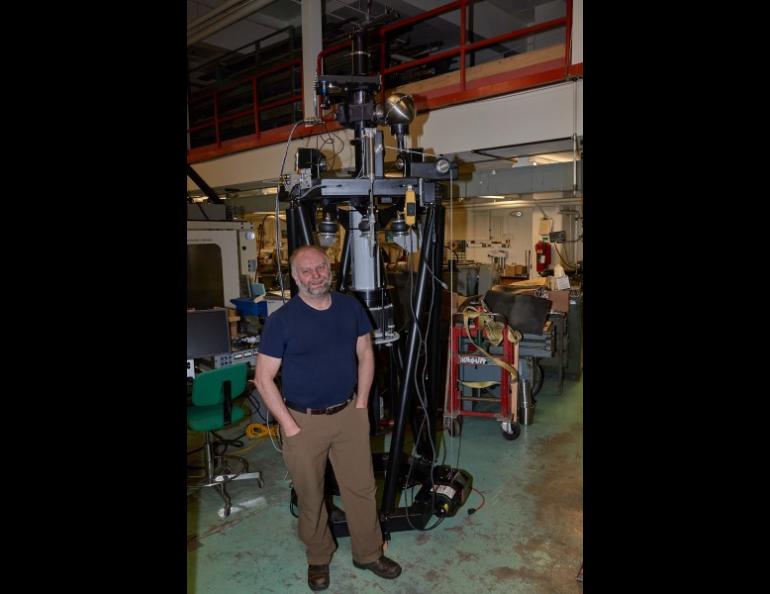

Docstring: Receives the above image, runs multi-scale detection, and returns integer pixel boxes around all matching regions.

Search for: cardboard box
[508,277,548,288]
[503,264,527,276]
[548,289,570,313]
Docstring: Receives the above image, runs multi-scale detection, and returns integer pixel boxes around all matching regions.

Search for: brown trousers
[282,400,384,565]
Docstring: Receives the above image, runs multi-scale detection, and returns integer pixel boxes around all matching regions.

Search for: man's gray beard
[302,279,331,296]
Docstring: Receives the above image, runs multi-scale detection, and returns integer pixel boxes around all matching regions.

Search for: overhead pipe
[187,0,278,47]
[187,0,252,32]
[187,0,274,37]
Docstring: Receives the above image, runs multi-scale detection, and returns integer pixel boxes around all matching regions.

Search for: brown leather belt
[285,396,353,415]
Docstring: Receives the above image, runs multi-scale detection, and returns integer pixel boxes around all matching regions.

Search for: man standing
[254,245,402,591]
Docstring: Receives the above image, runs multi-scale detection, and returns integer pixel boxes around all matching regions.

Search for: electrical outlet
[549,231,566,243]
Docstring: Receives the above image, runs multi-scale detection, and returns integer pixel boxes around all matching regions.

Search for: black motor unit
[415,465,473,517]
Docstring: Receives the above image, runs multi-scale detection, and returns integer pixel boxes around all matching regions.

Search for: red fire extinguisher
[535,240,551,273]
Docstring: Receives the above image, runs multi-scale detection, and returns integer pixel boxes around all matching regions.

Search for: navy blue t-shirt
[259,292,373,408]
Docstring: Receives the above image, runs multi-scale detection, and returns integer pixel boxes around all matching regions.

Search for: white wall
[395,80,583,157]
[188,80,583,191]
[463,208,534,270]
[188,127,356,190]
[448,201,582,279]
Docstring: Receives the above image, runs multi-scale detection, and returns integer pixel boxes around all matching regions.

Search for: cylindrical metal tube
[519,379,535,425]
[350,210,377,291]
[365,129,375,178]
[353,124,364,176]
[351,30,369,75]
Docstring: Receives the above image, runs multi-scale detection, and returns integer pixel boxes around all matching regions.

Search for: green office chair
[187,363,263,517]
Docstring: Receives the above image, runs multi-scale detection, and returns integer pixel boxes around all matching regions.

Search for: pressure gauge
[435,158,451,175]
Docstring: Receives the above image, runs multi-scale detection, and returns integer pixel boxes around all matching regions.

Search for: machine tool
[283,25,471,537]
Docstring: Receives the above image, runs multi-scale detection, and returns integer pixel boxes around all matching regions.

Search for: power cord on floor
[211,430,246,456]
[467,487,486,516]
[247,393,270,423]
[245,423,279,439]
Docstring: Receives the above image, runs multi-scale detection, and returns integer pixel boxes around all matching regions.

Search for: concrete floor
[187,373,583,593]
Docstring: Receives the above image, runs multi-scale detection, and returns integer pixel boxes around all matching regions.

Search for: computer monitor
[187,308,231,359]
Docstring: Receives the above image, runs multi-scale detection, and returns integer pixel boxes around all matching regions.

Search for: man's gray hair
[289,245,331,274]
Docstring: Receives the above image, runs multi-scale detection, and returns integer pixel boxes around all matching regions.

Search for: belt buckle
[326,399,348,414]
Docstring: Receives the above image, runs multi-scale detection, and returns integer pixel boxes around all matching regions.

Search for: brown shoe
[353,555,402,579]
[307,564,329,591]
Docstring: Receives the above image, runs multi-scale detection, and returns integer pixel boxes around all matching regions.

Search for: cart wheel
[445,417,463,437]
[532,360,545,399]
[501,421,521,441]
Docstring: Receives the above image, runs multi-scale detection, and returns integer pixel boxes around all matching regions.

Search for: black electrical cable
[453,424,464,473]
[418,278,440,469]
[210,430,246,456]
[247,394,270,423]
[400,223,454,532]
[466,487,486,516]
[400,229,432,532]
[318,122,345,164]
[402,418,436,532]
[421,513,446,531]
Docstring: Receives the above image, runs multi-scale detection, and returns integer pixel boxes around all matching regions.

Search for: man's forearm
[254,378,299,433]
[355,350,375,408]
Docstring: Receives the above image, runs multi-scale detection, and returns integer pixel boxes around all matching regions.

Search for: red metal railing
[188,58,302,147]
[189,0,579,163]
[371,0,573,110]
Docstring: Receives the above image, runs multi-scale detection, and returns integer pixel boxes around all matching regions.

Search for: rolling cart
[445,306,522,440]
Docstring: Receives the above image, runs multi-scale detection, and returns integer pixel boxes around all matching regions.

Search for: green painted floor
[187,374,583,593]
